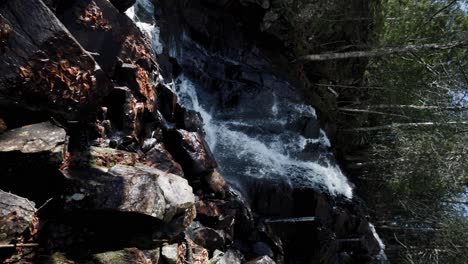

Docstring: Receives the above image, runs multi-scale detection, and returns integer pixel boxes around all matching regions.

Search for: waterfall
[370,223,389,262]
[125,0,163,54]
[175,75,353,198]
[126,0,353,199]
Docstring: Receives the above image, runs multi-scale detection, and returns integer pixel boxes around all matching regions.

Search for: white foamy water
[125,0,163,54]
[370,223,389,262]
[174,76,217,149]
[175,75,353,198]
[126,1,353,198]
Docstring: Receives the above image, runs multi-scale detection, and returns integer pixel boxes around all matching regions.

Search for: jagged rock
[188,224,225,251]
[224,186,255,239]
[156,83,178,122]
[164,129,217,178]
[0,122,68,202]
[93,247,160,264]
[63,163,195,227]
[0,190,36,244]
[187,239,210,264]
[101,86,144,137]
[0,122,67,162]
[196,200,224,221]
[114,64,140,93]
[161,244,179,264]
[109,0,136,13]
[182,110,205,134]
[142,138,158,152]
[302,117,320,139]
[218,249,244,264]
[208,250,225,263]
[249,178,294,217]
[174,105,205,133]
[0,0,111,117]
[52,0,156,85]
[204,169,226,194]
[195,198,237,242]
[143,143,184,176]
[247,256,276,264]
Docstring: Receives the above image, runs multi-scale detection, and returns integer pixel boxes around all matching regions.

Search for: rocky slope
[0,0,386,263]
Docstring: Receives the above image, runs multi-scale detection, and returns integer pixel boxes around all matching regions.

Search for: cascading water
[125,0,163,55]
[127,0,353,199]
[124,1,390,262]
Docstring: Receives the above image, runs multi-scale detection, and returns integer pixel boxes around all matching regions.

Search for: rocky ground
[1,0,385,263]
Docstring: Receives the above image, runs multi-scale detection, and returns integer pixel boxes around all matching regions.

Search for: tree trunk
[343,105,468,111]
[296,40,467,62]
[344,121,468,132]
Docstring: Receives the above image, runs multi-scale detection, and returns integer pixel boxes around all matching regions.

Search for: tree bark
[345,105,468,111]
[296,40,468,62]
[344,121,468,132]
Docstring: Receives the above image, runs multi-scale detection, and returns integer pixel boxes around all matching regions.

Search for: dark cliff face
[154,1,386,263]
[0,0,385,263]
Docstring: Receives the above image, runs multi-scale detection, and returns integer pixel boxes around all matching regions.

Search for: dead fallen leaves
[135,65,156,112]
[124,34,152,62]
[79,1,112,31]
[17,48,96,105]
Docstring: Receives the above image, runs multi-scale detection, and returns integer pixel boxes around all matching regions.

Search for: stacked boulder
[0,0,233,263]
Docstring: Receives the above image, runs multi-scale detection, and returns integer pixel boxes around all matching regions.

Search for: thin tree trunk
[350,105,468,110]
[296,40,467,62]
[344,121,468,132]
[0,243,39,248]
[338,108,413,119]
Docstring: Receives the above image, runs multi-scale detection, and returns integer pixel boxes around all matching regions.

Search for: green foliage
[334,0,468,263]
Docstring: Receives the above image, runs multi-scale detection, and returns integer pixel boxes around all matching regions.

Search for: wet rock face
[164,129,217,178]
[156,0,386,263]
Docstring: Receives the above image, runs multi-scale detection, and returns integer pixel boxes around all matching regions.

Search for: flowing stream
[127,0,353,199]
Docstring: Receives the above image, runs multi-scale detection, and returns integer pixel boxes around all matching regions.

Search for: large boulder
[164,129,217,178]
[143,143,184,176]
[188,223,225,251]
[0,121,67,162]
[0,0,111,118]
[63,163,196,227]
[0,122,68,202]
[0,190,36,244]
[161,243,179,264]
